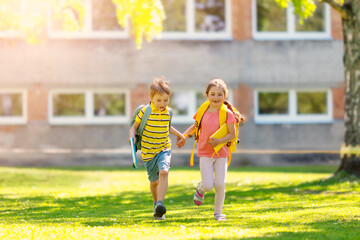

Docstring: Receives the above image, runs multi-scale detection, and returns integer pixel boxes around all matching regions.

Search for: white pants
[198,157,228,215]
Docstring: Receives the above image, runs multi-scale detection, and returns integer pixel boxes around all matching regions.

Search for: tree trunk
[336,0,360,176]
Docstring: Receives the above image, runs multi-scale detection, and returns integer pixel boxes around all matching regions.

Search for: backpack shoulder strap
[138,104,151,135]
[168,107,173,123]
[193,101,210,139]
[189,101,209,166]
[219,103,228,126]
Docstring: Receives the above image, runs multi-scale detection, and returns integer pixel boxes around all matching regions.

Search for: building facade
[0,0,344,166]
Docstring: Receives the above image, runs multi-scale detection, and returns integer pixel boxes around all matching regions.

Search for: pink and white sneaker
[193,183,205,206]
[214,213,227,221]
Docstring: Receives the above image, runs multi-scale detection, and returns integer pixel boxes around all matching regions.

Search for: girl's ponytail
[224,101,241,123]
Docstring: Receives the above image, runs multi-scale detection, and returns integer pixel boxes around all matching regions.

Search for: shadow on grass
[238,218,360,240]
[0,174,357,224]
[226,173,358,204]
[0,167,358,240]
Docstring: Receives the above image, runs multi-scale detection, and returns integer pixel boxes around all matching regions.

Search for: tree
[277,0,359,176]
[0,0,165,48]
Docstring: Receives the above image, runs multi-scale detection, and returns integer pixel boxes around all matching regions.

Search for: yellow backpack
[188,101,241,166]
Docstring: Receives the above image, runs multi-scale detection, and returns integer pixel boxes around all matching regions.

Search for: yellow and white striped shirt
[135,102,171,161]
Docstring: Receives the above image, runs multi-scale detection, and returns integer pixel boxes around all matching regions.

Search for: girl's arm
[182,124,195,138]
[208,123,236,148]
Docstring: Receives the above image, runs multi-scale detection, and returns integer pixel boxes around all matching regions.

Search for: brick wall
[232,0,252,41]
[233,83,253,117]
[331,7,343,40]
[130,83,149,111]
[28,83,48,123]
[332,82,345,119]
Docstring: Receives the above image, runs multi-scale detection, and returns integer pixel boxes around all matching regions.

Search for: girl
[183,78,241,221]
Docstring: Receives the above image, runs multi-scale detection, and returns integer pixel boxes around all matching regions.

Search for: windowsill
[255,118,334,125]
[253,34,332,41]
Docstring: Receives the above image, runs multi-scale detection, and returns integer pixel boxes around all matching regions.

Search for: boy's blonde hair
[150,76,171,98]
[205,78,228,98]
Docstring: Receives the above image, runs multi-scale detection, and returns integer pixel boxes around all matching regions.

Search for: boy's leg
[153,150,171,218]
[157,169,168,202]
[213,157,228,215]
[150,180,159,203]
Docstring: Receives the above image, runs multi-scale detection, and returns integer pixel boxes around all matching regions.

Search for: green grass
[0,165,359,239]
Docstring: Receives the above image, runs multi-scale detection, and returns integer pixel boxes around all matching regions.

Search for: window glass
[0,93,22,117]
[258,92,288,114]
[256,0,286,32]
[195,0,225,32]
[196,92,207,109]
[53,93,85,117]
[94,93,125,116]
[0,0,21,32]
[297,92,327,114]
[169,92,189,116]
[296,2,325,32]
[162,0,186,31]
[92,0,122,31]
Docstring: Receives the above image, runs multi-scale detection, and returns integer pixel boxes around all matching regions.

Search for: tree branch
[321,0,348,19]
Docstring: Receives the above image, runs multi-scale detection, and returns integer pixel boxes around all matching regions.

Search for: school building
[0,0,344,166]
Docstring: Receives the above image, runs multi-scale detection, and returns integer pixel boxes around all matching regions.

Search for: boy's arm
[129,121,140,144]
[170,126,186,148]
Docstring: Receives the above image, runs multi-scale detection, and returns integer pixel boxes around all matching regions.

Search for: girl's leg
[199,157,215,192]
[213,157,228,215]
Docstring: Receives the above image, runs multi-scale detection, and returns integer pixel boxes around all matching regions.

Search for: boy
[129,77,186,220]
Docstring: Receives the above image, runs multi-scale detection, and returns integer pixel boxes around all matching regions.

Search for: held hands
[176,134,186,148]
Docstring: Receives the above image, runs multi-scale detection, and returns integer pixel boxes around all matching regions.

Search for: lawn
[0,165,359,239]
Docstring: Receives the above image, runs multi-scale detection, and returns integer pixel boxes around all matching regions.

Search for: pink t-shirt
[195,109,236,158]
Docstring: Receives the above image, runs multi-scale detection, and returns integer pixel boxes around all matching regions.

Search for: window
[254,89,333,124]
[49,0,127,39]
[0,0,24,38]
[169,89,233,123]
[169,91,196,123]
[49,89,129,124]
[253,0,331,40]
[160,0,231,39]
[0,90,27,124]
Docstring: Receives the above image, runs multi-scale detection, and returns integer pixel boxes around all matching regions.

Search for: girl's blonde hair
[205,78,241,123]
[150,76,171,98]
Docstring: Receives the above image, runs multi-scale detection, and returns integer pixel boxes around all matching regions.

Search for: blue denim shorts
[144,150,171,182]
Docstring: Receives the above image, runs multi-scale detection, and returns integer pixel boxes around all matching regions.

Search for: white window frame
[48,0,129,39]
[160,0,232,40]
[254,89,333,124]
[252,0,331,40]
[49,89,130,125]
[0,89,27,125]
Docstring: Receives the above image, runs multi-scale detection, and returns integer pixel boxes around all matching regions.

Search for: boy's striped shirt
[135,102,171,161]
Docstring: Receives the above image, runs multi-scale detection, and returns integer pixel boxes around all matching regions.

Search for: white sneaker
[154,214,166,220]
[214,213,226,221]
